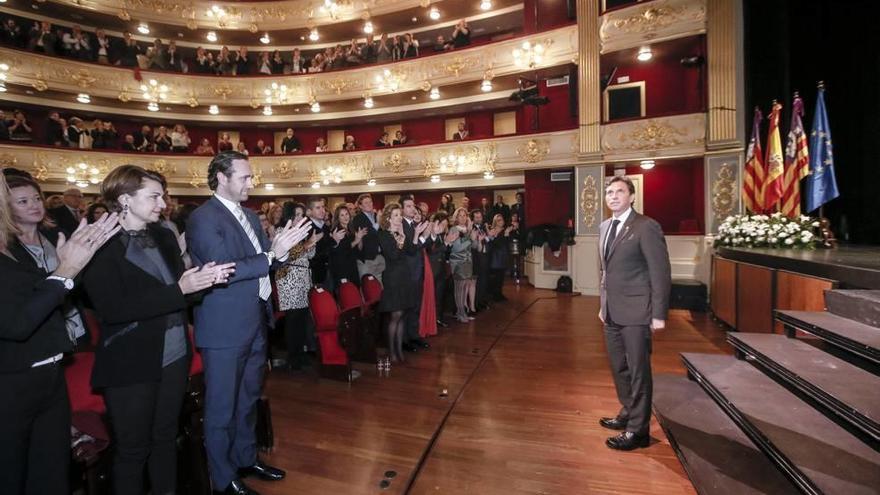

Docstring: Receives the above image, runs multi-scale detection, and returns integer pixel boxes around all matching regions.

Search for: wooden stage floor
[251,285,731,494]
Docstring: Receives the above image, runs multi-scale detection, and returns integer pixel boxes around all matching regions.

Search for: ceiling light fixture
[480,0,492,10]
[260,33,270,44]
[429,87,440,100]
[310,98,321,113]
[367,178,377,187]
[483,170,495,180]
[512,40,548,69]
[76,93,91,104]
[209,104,219,115]
[206,31,217,42]
[637,46,653,62]
[264,183,275,190]
[308,28,319,41]
[137,23,149,34]
[263,105,273,116]
[481,78,492,92]
[363,21,374,34]
[311,181,321,189]
[639,159,655,170]
[429,7,440,20]
[147,101,159,112]
[430,174,441,183]
[364,96,374,108]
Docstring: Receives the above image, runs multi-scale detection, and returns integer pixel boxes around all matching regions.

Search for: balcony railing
[599,0,706,54]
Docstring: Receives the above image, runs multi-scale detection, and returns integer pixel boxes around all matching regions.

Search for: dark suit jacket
[0,240,73,373]
[351,211,380,261]
[426,236,449,280]
[598,211,671,327]
[308,219,333,285]
[491,203,511,222]
[403,218,425,282]
[82,225,191,388]
[186,197,276,349]
[49,205,80,236]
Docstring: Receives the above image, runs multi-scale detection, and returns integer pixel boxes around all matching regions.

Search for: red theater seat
[361,275,383,307]
[308,288,350,376]
[338,281,363,313]
[65,352,106,415]
[187,325,203,376]
[82,308,102,349]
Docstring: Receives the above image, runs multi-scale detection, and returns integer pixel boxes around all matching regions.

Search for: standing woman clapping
[82,165,234,495]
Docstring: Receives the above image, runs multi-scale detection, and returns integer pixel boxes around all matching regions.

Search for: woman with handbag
[82,165,234,495]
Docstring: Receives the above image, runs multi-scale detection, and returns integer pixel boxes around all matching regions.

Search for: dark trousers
[603,319,653,435]
[0,363,70,495]
[284,307,310,367]
[434,272,448,318]
[474,252,490,307]
[488,268,506,300]
[201,327,266,489]
[404,273,424,342]
[103,357,189,495]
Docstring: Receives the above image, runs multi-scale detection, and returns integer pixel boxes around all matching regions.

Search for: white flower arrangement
[714,213,819,249]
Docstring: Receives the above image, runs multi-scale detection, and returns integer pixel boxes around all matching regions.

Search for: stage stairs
[654,290,880,494]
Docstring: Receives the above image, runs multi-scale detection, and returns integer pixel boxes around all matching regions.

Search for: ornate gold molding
[599,0,707,53]
[0,25,576,107]
[515,139,550,163]
[580,174,599,228]
[1,129,579,191]
[711,161,735,221]
[601,113,706,160]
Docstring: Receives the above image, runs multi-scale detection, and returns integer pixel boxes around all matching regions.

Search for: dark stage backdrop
[744,0,880,244]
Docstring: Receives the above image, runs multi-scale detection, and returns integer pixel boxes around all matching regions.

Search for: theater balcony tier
[0,129,584,194]
[0,25,576,112]
[600,0,707,53]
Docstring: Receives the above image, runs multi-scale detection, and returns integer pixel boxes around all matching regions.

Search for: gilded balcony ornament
[712,163,736,221]
[31,162,49,182]
[0,153,17,168]
[213,83,233,100]
[620,119,688,150]
[188,165,205,188]
[611,5,689,35]
[419,80,432,92]
[516,139,550,163]
[249,98,261,109]
[71,68,97,89]
[272,160,295,179]
[580,175,599,228]
[248,23,259,33]
[444,57,468,78]
[32,78,48,92]
[148,159,176,176]
[186,18,199,30]
[251,165,262,187]
[186,94,199,108]
[383,152,409,174]
[321,77,350,95]
[118,10,131,21]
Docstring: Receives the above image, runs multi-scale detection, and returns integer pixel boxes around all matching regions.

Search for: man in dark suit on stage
[48,187,84,236]
[598,175,671,451]
[186,151,310,495]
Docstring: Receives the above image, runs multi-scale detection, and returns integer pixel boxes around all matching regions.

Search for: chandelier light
[310,98,321,113]
[66,162,103,188]
[639,159,655,169]
[364,96,374,108]
[76,93,91,104]
[309,28,320,41]
[430,174,441,183]
[319,166,343,185]
[260,33,271,44]
[264,183,275,190]
[0,63,7,92]
[637,46,653,62]
[512,40,547,68]
[483,170,495,180]
[481,78,493,92]
[429,87,440,100]
[209,104,220,115]
[363,21,374,34]
[147,102,160,112]
[375,68,406,92]
[480,0,492,10]
[262,105,273,116]
[439,151,467,173]
[367,178,377,187]
[429,7,440,20]
[206,31,218,42]
[264,82,289,105]
[137,23,150,35]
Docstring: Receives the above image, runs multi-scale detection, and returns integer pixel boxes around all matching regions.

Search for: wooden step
[825,290,880,328]
[653,374,800,495]
[681,353,880,495]
[727,332,880,442]
[775,310,880,365]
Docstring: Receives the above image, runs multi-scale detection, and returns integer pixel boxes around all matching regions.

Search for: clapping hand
[444,228,460,244]
[415,220,430,237]
[354,227,368,241]
[306,231,324,249]
[177,261,236,294]
[54,213,121,279]
[271,217,311,254]
[331,227,346,244]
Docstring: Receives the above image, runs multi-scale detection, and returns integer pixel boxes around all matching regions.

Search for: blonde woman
[448,206,478,322]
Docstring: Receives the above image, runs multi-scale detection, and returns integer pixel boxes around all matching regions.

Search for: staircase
[654,290,880,495]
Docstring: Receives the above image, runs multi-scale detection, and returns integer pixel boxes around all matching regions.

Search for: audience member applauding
[154,126,172,153]
[453,121,469,141]
[117,31,141,67]
[193,46,214,74]
[195,137,215,156]
[217,132,233,152]
[171,124,190,153]
[375,132,391,148]
[315,137,329,153]
[377,203,418,362]
[449,207,477,322]
[236,140,249,156]
[281,128,301,153]
[253,139,273,155]
[8,110,33,142]
[452,19,471,48]
[83,166,234,495]
[328,203,367,288]
[343,135,357,151]
[234,46,250,75]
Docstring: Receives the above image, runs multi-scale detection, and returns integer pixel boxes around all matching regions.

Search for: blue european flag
[805,86,840,212]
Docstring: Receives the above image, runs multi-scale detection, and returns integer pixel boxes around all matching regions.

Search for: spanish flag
[763,101,785,212]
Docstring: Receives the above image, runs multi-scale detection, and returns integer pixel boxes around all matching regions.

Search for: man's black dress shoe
[215,479,259,495]
[402,342,418,353]
[238,461,286,481]
[605,431,650,451]
[436,319,449,328]
[412,338,430,349]
[599,416,627,431]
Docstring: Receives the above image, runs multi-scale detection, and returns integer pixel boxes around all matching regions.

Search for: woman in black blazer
[328,203,367,288]
[0,170,119,495]
[82,165,233,495]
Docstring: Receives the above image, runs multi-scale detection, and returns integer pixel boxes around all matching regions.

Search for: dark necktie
[604,219,620,261]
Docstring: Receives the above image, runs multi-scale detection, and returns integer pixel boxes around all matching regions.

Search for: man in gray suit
[597,176,671,451]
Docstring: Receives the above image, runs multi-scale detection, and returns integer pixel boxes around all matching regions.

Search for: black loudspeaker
[556,275,573,293]
[566,0,576,19]
[568,65,578,118]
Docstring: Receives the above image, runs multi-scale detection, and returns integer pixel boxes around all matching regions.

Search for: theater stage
[249,286,729,495]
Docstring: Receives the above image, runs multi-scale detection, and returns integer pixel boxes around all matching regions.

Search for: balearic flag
[763,101,785,212]
[781,94,810,218]
[743,107,765,213]
[805,84,840,213]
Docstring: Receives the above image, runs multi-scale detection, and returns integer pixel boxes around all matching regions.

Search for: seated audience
[453,122,469,141]
[375,132,391,147]
[195,137,215,155]
[315,137,328,152]
[121,133,137,151]
[393,130,408,146]
[343,135,357,151]
[236,140,249,155]
[217,132,233,152]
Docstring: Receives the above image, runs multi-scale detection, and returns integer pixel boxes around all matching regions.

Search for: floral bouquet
[714,213,819,249]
